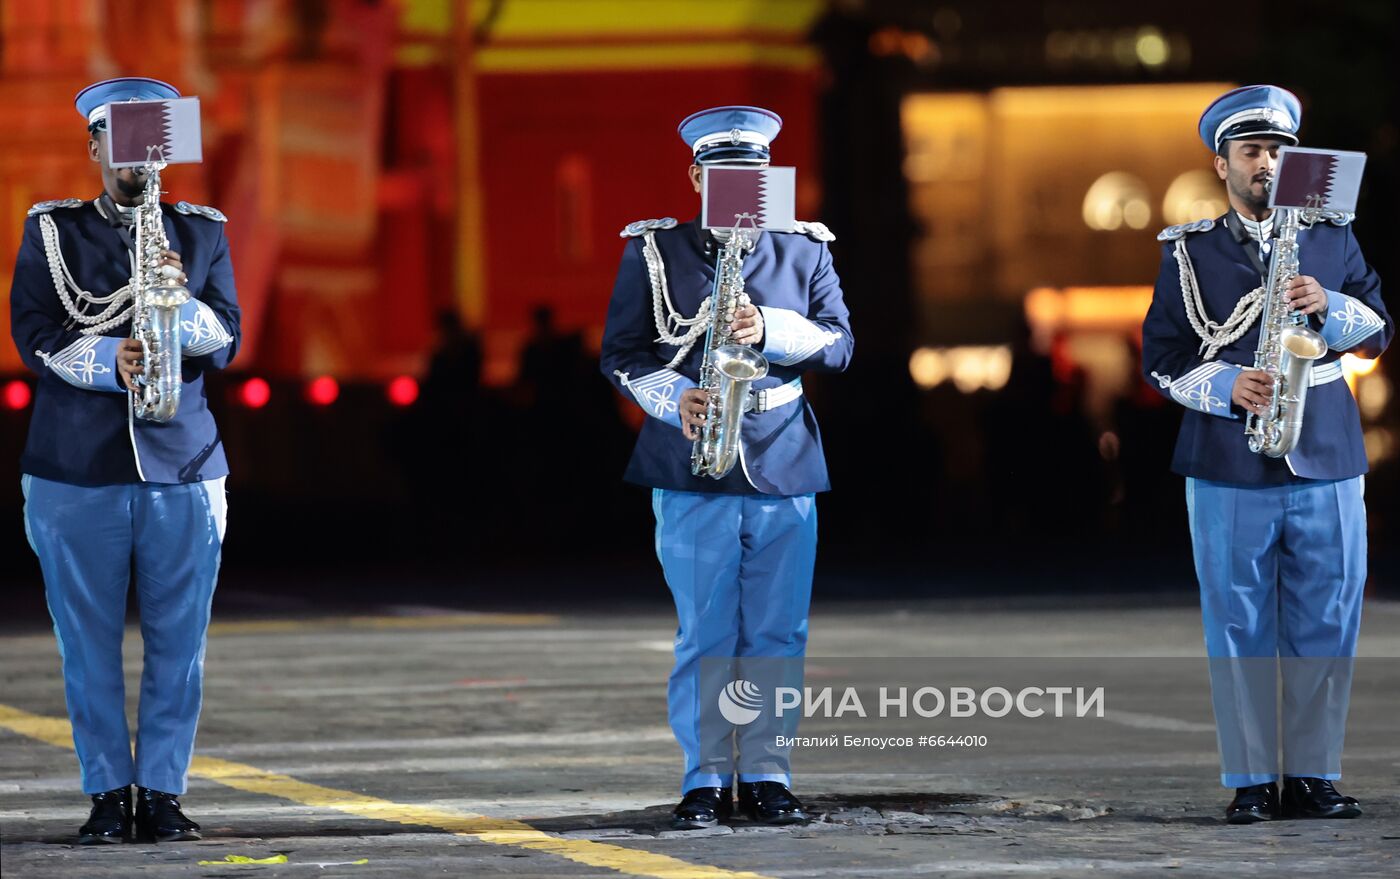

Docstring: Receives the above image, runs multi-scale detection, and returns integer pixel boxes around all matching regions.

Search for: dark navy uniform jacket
[9,198,240,486]
[1142,211,1391,484]
[601,216,853,495]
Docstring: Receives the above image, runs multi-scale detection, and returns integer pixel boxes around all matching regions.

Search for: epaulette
[1317,210,1355,226]
[28,198,86,217]
[173,201,228,223]
[791,220,835,242]
[620,217,678,238]
[1157,218,1215,242]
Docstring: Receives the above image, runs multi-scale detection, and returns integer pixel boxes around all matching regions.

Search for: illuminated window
[910,346,1012,392]
[1082,172,1152,231]
[1163,170,1227,225]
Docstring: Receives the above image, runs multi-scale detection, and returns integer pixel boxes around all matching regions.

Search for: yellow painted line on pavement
[0,703,772,879]
[208,612,560,636]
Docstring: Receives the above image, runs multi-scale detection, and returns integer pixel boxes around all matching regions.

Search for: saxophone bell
[1249,325,1327,457]
[691,345,768,478]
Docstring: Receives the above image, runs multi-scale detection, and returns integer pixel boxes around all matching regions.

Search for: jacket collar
[1225,209,1276,244]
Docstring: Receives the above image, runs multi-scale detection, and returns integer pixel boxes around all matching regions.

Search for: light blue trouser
[653,489,817,793]
[1186,476,1366,787]
[22,474,226,795]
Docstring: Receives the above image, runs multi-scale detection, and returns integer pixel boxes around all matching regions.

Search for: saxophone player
[1141,85,1391,823]
[9,78,239,844]
[600,106,852,829]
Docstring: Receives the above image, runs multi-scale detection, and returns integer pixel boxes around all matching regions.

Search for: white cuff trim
[180,299,234,357]
[758,306,841,367]
[1321,290,1384,352]
[1166,361,1240,419]
[615,368,696,429]
[35,335,124,393]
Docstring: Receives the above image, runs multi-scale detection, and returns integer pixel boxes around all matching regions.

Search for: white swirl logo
[717,679,764,725]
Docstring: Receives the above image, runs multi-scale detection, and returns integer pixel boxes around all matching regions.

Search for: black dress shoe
[134,787,202,842]
[737,781,808,825]
[1281,777,1362,819]
[1225,782,1279,824]
[671,787,732,830]
[78,786,132,844]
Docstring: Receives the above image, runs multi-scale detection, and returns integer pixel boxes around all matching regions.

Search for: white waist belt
[750,377,803,413]
[1309,361,1343,387]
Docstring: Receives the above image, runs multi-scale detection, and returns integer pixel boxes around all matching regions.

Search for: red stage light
[3,380,31,410]
[386,376,418,407]
[306,376,339,406]
[239,377,271,409]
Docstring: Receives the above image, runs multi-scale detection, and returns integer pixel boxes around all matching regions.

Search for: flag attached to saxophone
[105,98,203,168]
[1270,146,1366,213]
[702,166,797,232]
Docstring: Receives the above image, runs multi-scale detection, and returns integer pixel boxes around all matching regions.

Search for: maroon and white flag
[1269,146,1366,213]
[702,166,796,231]
[105,98,203,168]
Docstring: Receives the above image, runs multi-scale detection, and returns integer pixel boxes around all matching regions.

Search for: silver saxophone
[691,226,769,479]
[130,162,190,422]
[1244,190,1328,457]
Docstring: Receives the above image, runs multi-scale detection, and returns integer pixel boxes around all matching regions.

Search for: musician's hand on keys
[679,388,709,440]
[159,249,188,286]
[116,338,145,391]
[729,304,764,346]
[1287,275,1327,316]
[1232,369,1272,416]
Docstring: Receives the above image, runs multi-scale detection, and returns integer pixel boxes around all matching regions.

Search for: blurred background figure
[424,307,483,403]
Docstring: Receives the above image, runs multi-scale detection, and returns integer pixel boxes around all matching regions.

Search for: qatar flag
[106,98,203,168]
[1269,146,1366,213]
[702,166,796,232]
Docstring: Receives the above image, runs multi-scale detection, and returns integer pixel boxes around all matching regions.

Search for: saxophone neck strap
[95,192,138,254]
